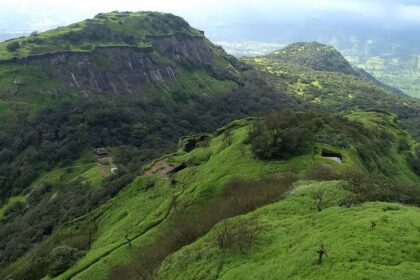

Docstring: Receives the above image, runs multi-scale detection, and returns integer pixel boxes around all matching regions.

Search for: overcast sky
[1,0,420,33]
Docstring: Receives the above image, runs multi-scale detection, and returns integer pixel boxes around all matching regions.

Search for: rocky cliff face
[7,33,236,96]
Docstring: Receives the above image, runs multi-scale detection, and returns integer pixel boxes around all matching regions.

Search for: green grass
[158,181,420,280]
[0,195,25,219]
[0,11,202,61]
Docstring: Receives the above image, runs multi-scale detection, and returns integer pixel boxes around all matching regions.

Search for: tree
[124,229,132,247]
[86,222,97,250]
[48,245,81,276]
[311,189,325,212]
[247,110,313,160]
[239,143,247,156]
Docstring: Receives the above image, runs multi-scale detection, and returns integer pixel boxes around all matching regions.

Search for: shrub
[306,162,340,181]
[213,218,261,254]
[341,169,420,206]
[6,41,21,52]
[47,245,82,277]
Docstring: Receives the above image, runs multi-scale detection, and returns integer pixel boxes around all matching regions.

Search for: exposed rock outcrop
[5,34,236,96]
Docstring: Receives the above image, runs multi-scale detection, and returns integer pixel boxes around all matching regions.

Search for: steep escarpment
[0,21,239,97]
[4,37,233,96]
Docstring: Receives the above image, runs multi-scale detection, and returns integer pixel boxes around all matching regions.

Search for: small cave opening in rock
[321,150,343,163]
[168,163,187,175]
[183,135,210,152]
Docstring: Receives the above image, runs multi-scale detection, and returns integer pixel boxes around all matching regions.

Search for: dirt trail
[144,160,175,179]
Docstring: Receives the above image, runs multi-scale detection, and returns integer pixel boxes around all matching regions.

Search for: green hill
[264,42,357,75]
[0,12,201,60]
[242,43,420,140]
[2,111,420,279]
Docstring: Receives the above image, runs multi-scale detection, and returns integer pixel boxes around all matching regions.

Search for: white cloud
[395,4,420,23]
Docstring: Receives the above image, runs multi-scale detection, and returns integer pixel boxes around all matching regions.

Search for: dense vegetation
[247,110,420,178]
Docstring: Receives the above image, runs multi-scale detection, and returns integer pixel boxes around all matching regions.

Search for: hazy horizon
[2,0,420,35]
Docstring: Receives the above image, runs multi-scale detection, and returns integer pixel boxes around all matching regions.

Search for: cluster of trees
[61,23,114,45]
[407,145,420,175]
[247,110,315,159]
[47,245,82,277]
[0,173,134,270]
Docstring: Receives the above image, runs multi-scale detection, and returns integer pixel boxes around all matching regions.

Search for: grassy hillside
[2,111,420,280]
[159,181,420,280]
[0,11,201,60]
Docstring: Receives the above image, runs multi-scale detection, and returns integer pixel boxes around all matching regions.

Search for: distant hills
[264,42,357,75]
